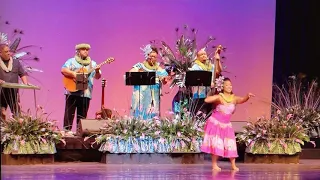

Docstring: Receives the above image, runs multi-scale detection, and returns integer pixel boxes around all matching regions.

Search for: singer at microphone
[188,47,223,115]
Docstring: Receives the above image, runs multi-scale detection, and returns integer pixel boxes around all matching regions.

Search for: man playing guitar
[61,43,102,131]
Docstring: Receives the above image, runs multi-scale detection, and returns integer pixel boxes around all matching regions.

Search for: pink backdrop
[1,0,276,130]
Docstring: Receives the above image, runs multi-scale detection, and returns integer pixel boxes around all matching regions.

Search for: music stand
[125,72,156,118]
[185,71,212,114]
[185,71,212,87]
[185,70,212,98]
[76,73,89,91]
[125,72,156,86]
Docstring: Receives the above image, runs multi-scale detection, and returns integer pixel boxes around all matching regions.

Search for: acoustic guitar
[95,78,112,119]
[62,57,114,92]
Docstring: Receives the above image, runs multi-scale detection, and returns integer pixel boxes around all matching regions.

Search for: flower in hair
[0,32,9,45]
[140,44,153,59]
[215,76,225,92]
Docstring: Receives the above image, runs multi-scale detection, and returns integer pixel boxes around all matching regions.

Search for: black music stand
[125,72,156,118]
[125,72,156,86]
[76,73,89,91]
[185,71,212,115]
[185,70,212,97]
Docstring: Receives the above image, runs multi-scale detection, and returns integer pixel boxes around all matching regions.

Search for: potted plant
[237,110,315,163]
[272,76,320,137]
[87,110,206,154]
[1,108,65,155]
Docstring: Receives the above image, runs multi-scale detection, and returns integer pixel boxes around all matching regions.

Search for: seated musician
[0,44,29,120]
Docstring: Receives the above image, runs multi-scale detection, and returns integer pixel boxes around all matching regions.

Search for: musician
[61,43,101,131]
[0,44,28,120]
[190,48,223,115]
[129,44,169,120]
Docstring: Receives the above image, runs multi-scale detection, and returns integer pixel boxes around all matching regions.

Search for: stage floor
[2,160,320,180]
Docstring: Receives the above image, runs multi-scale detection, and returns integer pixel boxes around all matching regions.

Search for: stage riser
[244,153,300,164]
[54,149,102,162]
[52,137,320,163]
[301,138,320,149]
[101,153,205,164]
[1,154,54,165]
[300,149,320,159]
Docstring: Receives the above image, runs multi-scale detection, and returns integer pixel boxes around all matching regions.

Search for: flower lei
[74,55,91,66]
[143,61,159,70]
[219,93,234,103]
[0,56,13,72]
[194,60,212,71]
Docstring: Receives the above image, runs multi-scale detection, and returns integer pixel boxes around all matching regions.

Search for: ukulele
[95,78,112,119]
[63,57,115,92]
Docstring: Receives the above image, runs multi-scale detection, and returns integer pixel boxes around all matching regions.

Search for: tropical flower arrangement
[151,24,227,88]
[87,110,207,153]
[284,106,320,137]
[236,75,319,155]
[0,19,42,73]
[272,75,320,137]
[1,107,65,154]
[237,109,315,155]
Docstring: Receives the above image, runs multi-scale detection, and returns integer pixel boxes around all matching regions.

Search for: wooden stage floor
[2,160,320,180]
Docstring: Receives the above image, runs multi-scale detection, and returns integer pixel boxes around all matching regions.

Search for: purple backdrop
[1,0,276,130]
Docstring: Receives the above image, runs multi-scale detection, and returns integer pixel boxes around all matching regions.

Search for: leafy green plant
[237,110,314,155]
[1,108,65,154]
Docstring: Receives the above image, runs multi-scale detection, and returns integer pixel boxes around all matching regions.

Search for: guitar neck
[88,58,114,74]
[88,64,101,74]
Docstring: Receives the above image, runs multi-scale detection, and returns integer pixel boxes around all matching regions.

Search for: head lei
[140,44,153,60]
[215,76,225,92]
[75,43,91,50]
[0,32,10,45]
[74,43,91,66]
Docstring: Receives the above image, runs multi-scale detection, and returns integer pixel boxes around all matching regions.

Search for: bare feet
[212,164,222,171]
[231,165,239,171]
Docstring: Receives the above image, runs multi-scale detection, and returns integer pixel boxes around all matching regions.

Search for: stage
[53,136,320,164]
[2,160,320,180]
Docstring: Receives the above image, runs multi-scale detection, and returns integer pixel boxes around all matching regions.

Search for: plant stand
[1,154,54,165]
[1,141,56,165]
[244,153,300,164]
[101,153,205,164]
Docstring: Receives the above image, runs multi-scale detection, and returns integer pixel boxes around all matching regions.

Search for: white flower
[140,44,153,59]
[0,32,9,44]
